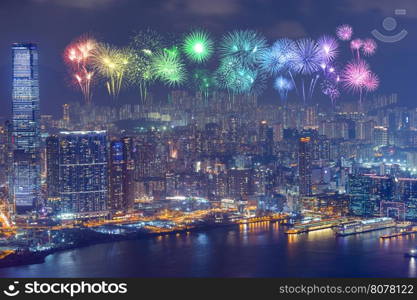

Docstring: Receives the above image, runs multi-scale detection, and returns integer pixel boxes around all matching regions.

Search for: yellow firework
[92,43,131,99]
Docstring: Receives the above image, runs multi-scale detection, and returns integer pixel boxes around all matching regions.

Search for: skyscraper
[58,131,108,219]
[299,136,312,196]
[109,137,135,213]
[10,43,41,214]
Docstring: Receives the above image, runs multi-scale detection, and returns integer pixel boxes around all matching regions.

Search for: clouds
[30,0,123,9]
[267,21,307,39]
[161,0,242,16]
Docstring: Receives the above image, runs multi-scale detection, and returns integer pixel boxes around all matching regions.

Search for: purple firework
[336,24,353,41]
[362,38,377,56]
[289,38,322,75]
[317,35,338,62]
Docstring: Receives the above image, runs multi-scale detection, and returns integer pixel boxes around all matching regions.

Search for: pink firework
[364,72,379,92]
[336,24,353,41]
[64,36,97,104]
[350,39,363,51]
[341,59,370,92]
[362,38,377,56]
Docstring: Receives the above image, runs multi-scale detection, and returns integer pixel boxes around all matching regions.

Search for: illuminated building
[298,136,312,196]
[46,135,60,199]
[109,137,134,213]
[62,104,70,123]
[58,131,108,219]
[373,126,389,147]
[259,120,273,156]
[10,43,41,214]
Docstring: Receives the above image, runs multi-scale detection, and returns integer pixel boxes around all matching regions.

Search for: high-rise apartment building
[298,136,312,196]
[58,131,108,219]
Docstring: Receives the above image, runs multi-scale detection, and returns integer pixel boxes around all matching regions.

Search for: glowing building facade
[58,131,108,219]
[11,43,41,214]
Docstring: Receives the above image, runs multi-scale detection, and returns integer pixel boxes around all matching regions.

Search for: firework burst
[190,69,215,99]
[219,30,268,67]
[130,28,165,56]
[362,38,377,56]
[260,38,294,75]
[183,30,214,63]
[289,38,322,75]
[92,43,131,99]
[336,24,353,41]
[274,76,293,102]
[215,56,263,95]
[364,72,379,92]
[126,49,155,103]
[341,59,370,92]
[152,51,186,86]
[317,35,338,62]
[64,35,97,104]
[321,79,340,104]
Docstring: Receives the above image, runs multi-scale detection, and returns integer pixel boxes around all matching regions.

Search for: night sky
[1,0,417,118]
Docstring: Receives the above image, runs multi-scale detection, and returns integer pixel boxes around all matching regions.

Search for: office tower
[45,135,60,213]
[228,115,239,152]
[259,120,274,156]
[298,137,312,196]
[58,131,108,219]
[109,137,134,213]
[63,104,70,122]
[227,169,252,199]
[10,43,41,214]
[373,126,389,147]
[46,136,59,198]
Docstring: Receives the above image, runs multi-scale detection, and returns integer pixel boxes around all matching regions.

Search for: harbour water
[0,222,416,277]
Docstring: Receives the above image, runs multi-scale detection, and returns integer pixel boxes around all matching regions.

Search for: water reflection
[409,258,416,277]
[2,224,417,277]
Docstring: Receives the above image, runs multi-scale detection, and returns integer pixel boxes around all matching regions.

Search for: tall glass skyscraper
[11,43,41,214]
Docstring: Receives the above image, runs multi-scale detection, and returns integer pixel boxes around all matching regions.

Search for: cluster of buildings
[2,43,417,226]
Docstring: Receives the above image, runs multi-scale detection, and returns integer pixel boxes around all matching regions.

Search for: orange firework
[64,36,97,104]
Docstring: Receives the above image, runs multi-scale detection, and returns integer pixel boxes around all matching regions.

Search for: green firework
[191,69,215,98]
[183,30,214,63]
[152,51,186,86]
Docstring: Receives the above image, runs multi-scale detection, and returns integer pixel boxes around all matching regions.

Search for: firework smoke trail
[319,62,341,106]
[219,30,268,68]
[321,79,340,106]
[183,30,214,63]
[64,36,97,104]
[350,38,363,59]
[274,76,294,102]
[126,48,154,104]
[289,38,322,103]
[151,50,186,87]
[190,69,215,102]
[92,43,130,100]
[336,24,353,41]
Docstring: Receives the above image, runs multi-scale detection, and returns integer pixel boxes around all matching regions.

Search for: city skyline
[3,0,417,285]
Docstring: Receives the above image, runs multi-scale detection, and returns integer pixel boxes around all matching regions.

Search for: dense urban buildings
[1,35,417,279]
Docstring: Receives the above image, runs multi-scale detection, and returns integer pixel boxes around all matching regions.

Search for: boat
[405,247,417,258]
[334,217,396,236]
